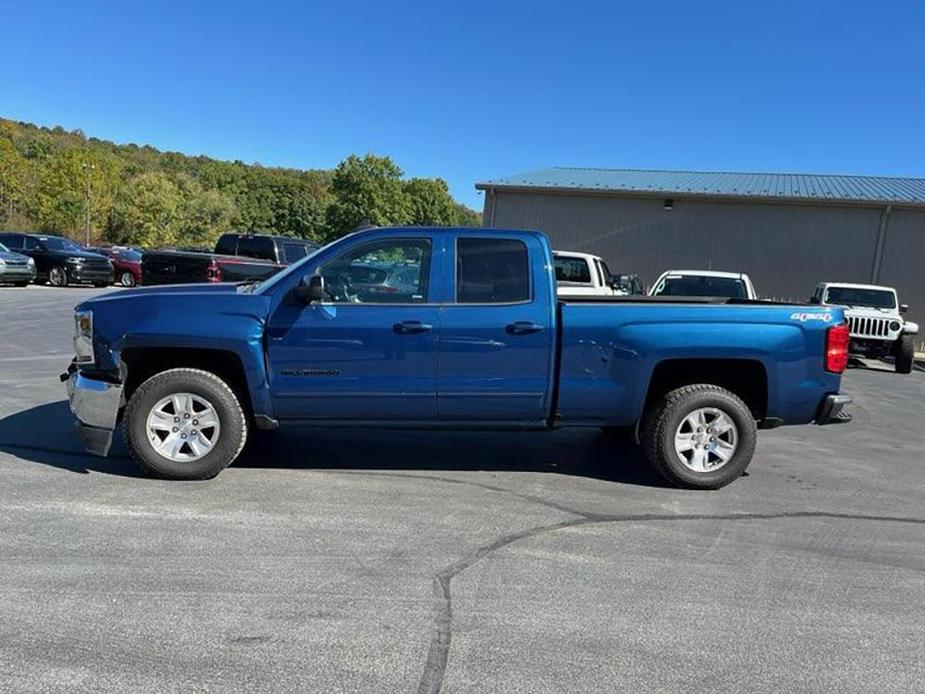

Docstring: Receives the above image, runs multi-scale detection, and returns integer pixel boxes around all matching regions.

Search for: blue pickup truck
[64,226,852,489]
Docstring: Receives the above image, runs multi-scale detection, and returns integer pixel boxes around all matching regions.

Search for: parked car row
[553,250,918,374]
[0,231,318,289]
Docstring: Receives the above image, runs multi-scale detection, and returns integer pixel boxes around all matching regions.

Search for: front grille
[847,316,891,338]
[5,259,28,267]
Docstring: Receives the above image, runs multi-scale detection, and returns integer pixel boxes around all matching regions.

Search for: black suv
[0,232,114,287]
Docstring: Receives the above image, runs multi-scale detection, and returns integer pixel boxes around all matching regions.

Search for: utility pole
[82,162,96,246]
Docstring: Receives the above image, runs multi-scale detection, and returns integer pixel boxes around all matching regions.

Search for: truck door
[437,234,555,422]
[266,235,441,420]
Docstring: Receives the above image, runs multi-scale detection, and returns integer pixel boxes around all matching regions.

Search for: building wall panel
[488,191,925,350]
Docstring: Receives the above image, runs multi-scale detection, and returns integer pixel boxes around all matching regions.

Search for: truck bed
[555,298,839,427]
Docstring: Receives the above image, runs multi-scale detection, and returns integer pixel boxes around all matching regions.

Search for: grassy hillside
[0,118,480,248]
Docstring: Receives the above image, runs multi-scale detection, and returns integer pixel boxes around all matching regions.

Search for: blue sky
[2,0,923,210]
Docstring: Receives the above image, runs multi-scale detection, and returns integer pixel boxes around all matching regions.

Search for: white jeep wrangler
[811,282,919,374]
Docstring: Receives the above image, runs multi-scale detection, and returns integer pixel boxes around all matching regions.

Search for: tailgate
[141,252,213,285]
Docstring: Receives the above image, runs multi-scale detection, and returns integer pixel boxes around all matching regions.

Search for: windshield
[112,248,143,262]
[656,275,747,299]
[39,236,83,252]
[825,287,895,309]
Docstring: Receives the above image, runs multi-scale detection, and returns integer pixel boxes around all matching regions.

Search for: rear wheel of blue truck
[123,368,248,480]
[642,384,757,490]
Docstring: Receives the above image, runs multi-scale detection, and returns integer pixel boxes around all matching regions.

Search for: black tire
[119,271,136,287]
[93,282,110,288]
[48,265,68,287]
[894,335,915,374]
[642,384,757,490]
[123,368,248,480]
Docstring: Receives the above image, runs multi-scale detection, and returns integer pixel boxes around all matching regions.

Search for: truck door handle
[393,320,433,335]
[506,321,544,335]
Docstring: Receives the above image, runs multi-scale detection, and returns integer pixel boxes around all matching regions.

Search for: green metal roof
[476,167,925,206]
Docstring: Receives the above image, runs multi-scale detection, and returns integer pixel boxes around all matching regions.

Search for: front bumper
[816,394,853,425]
[0,265,36,282]
[64,367,123,456]
[66,263,114,284]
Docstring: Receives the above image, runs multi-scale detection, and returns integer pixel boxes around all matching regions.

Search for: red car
[87,246,143,287]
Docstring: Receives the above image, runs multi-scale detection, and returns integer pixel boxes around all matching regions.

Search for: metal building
[477,167,925,348]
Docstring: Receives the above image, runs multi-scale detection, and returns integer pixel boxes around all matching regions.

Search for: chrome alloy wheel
[49,266,67,286]
[146,392,220,462]
[673,407,738,472]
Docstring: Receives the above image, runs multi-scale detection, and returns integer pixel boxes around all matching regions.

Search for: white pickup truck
[552,251,642,297]
[811,282,918,374]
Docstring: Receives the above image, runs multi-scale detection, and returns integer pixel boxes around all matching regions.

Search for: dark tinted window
[283,242,309,263]
[236,237,277,261]
[215,235,237,255]
[554,256,592,283]
[657,276,747,299]
[0,234,23,249]
[457,238,530,303]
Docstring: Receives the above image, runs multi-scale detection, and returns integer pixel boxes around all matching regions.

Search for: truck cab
[553,250,620,297]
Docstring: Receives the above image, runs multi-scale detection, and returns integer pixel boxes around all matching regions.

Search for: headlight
[67,257,84,264]
[27,257,35,266]
[0,258,5,266]
[890,321,902,332]
[74,310,94,364]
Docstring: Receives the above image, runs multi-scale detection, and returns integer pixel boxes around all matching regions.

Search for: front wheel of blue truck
[123,368,248,480]
[643,384,757,490]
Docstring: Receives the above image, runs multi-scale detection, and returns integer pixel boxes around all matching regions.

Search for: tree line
[0,118,481,248]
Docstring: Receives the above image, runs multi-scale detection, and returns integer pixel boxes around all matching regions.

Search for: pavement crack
[416,509,925,694]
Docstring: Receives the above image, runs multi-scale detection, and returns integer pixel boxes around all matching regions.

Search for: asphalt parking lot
[1,285,923,693]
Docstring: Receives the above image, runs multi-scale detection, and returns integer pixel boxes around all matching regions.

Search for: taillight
[206,260,222,282]
[825,323,850,374]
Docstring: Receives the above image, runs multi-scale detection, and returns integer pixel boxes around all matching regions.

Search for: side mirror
[808,296,821,304]
[900,303,908,314]
[293,275,325,303]
[607,276,621,290]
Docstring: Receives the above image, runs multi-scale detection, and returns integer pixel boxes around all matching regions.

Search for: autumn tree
[324,155,411,238]
[31,148,118,242]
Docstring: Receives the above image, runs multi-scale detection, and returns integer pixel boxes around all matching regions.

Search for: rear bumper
[815,394,853,425]
[64,367,123,456]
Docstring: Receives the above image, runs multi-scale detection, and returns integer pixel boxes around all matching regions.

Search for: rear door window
[456,238,530,303]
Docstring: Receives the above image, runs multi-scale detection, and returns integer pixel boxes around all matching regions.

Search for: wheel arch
[120,347,255,420]
[642,358,769,423]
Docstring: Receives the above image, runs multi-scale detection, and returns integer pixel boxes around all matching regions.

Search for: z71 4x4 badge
[790,312,833,323]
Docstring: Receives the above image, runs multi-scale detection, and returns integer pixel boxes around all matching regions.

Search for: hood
[79,282,239,307]
[0,249,31,262]
[842,306,899,318]
[50,248,111,260]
